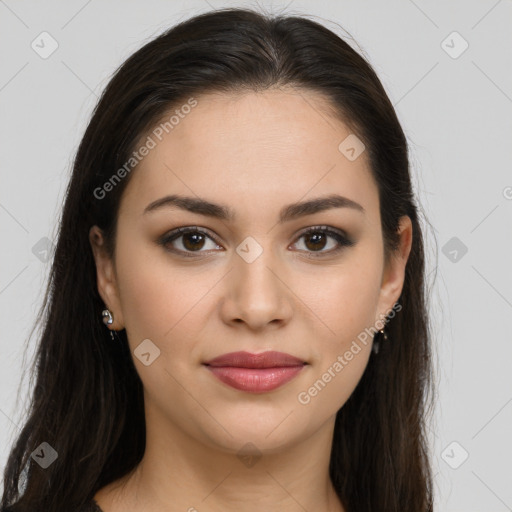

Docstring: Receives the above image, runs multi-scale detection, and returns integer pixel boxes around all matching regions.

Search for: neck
[94,407,346,512]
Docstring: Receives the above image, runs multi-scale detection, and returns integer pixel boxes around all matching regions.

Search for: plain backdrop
[1,1,511,510]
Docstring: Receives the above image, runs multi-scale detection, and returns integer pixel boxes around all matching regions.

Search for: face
[90,87,412,455]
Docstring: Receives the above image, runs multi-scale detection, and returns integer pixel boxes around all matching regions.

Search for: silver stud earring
[101,309,115,341]
[102,309,113,325]
[372,325,389,355]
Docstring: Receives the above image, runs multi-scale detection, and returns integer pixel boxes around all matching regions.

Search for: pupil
[306,233,326,251]
[183,232,205,250]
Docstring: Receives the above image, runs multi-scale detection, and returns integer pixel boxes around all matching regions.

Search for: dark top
[79,499,104,512]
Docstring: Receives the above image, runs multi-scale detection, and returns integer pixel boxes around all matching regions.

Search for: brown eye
[291,226,354,257]
[303,231,329,251]
[158,225,354,259]
[180,231,206,251]
[159,227,223,257]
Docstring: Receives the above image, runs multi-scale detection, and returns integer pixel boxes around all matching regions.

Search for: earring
[102,309,113,325]
[101,309,116,341]
[372,325,389,355]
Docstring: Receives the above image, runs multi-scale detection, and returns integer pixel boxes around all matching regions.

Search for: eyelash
[158,225,355,259]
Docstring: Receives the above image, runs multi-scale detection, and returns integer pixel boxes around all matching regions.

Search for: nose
[219,249,293,331]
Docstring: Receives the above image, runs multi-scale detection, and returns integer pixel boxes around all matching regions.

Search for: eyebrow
[143,193,365,222]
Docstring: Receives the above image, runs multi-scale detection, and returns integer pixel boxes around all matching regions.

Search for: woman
[1,7,436,512]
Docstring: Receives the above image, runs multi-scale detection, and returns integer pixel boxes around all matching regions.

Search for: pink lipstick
[203,351,307,393]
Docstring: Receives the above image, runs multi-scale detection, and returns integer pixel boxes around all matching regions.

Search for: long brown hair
[1,7,437,511]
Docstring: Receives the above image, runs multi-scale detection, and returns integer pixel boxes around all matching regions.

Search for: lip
[203,351,307,393]
[204,350,306,368]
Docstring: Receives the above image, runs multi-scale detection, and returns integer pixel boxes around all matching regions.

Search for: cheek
[295,268,379,413]
[114,237,182,345]
[296,259,382,342]
[294,255,381,406]
[114,240,215,361]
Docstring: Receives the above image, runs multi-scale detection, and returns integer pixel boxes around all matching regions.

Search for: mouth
[202,351,308,393]
[203,350,307,368]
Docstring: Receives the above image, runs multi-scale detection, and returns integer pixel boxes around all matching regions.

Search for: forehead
[119,89,378,223]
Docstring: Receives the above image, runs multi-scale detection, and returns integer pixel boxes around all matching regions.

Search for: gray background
[1,0,511,510]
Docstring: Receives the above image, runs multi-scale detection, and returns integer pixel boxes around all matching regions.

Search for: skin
[89,87,412,512]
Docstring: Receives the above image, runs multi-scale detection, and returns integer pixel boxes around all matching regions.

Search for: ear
[89,225,125,330]
[375,215,413,322]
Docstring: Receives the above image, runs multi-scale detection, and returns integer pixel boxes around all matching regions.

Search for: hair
[1,7,437,512]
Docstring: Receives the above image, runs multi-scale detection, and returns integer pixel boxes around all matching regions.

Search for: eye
[158,226,222,257]
[158,225,355,258]
[290,225,355,257]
